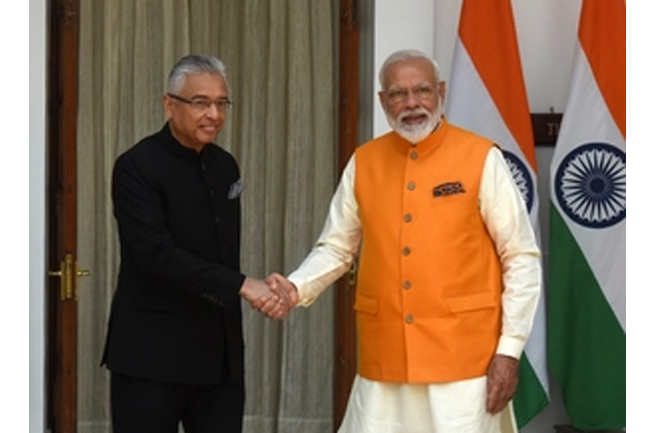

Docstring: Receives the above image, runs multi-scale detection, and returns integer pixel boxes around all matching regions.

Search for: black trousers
[110,372,244,433]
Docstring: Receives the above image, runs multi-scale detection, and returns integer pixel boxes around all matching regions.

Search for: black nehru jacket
[102,123,246,384]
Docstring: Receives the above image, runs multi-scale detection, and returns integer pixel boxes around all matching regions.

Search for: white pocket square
[228,178,243,199]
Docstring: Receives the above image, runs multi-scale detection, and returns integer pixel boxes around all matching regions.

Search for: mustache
[397,108,431,122]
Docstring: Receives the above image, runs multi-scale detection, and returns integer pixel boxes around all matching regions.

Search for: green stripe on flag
[514,353,549,428]
[548,206,625,430]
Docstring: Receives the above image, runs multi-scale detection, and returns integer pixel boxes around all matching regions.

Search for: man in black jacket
[102,54,286,433]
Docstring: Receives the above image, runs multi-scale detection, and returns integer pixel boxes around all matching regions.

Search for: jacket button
[410,151,418,160]
[402,247,411,256]
[407,181,416,191]
[403,281,412,290]
[403,213,412,223]
[405,314,414,324]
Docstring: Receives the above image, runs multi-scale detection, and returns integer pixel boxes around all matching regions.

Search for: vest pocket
[354,293,378,315]
[447,292,496,313]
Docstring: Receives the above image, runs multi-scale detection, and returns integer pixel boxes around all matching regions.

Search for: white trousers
[337,375,517,433]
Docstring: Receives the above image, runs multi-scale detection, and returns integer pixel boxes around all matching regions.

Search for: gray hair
[379,49,442,90]
[166,54,230,94]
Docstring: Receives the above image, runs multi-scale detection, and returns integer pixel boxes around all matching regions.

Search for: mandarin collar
[159,122,212,159]
[415,116,449,152]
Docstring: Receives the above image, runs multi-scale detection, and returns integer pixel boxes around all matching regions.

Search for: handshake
[239,273,300,320]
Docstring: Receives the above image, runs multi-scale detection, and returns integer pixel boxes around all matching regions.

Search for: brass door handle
[48,253,90,300]
[348,260,357,287]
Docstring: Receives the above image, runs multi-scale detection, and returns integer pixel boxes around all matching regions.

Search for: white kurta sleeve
[479,147,542,359]
[288,155,363,306]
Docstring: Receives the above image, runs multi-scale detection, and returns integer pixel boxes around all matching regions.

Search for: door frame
[46,0,80,432]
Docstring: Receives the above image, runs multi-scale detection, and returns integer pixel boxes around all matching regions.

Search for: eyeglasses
[385,84,437,105]
[167,93,233,111]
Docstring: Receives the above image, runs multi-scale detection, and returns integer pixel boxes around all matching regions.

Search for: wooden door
[46,0,84,432]
[335,0,360,428]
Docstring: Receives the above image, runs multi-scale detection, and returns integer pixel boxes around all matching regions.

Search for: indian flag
[548,0,626,430]
[445,0,549,428]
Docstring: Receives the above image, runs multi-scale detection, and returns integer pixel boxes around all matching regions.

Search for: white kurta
[288,147,541,433]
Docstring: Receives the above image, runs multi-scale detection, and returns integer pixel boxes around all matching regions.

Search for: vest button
[403,213,412,223]
[402,247,411,256]
[405,314,414,324]
[410,151,418,160]
[403,281,412,290]
[407,181,416,191]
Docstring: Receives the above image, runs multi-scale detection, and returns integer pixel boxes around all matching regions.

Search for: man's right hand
[266,273,300,308]
[239,277,289,320]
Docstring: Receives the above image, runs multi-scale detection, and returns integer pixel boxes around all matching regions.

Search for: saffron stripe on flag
[579,0,625,136]
[457,0,537,169]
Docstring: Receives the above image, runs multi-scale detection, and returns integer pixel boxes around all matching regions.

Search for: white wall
[29,0,47,432]
[372,1,584,432]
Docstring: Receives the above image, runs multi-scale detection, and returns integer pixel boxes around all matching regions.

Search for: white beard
[386,106,443,144]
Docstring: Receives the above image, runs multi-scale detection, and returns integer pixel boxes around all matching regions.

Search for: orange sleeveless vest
[354,119,503,383]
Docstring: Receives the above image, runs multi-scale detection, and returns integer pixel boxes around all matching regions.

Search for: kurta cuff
[496,335,526,359]
[288,276,316,307]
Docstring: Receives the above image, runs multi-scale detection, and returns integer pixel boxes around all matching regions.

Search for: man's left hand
[486,354,519,414]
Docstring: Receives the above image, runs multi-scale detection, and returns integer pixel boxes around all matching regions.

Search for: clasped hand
[239,273,299,320]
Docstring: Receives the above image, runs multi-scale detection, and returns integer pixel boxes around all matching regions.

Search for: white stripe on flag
[549,48,626,330]
[447,42,535,180]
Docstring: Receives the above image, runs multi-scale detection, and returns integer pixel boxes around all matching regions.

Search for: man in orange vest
[263,49,541,433]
